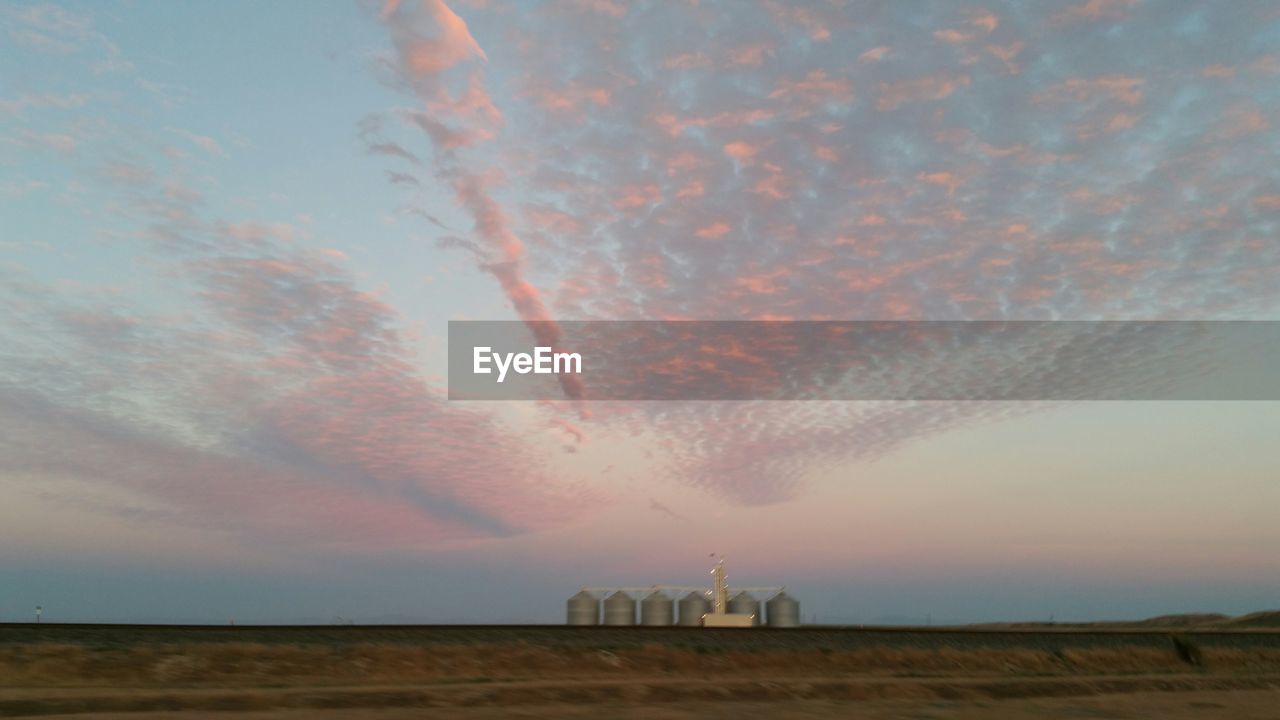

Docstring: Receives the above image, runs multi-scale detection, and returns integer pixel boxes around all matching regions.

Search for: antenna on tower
[710,555,728,614]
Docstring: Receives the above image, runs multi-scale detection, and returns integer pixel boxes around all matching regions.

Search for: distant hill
[1216,611,1280,628]
[963,610,1280,631]
[1131,613,1230,627]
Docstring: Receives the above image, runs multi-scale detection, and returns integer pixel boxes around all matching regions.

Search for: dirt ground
[4,674,1280,718]
[3,627,1278,718]
[16,688,1280,719]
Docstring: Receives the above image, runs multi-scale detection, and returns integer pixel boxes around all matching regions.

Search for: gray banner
[448,321,1280,401]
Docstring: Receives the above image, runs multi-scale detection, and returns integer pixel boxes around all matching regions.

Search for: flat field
[2,624,1279,718]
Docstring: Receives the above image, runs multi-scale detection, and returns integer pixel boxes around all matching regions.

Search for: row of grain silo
[567,589,800,627]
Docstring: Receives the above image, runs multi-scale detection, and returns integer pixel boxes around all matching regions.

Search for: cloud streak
[376,0,585,407]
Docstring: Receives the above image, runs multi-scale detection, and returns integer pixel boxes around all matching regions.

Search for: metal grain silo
[602,590,636,626]
[728,591,761,625]
[639,591,674,626]
[566,590,600,625]
[765,591,800,628]
[677,591,710,626]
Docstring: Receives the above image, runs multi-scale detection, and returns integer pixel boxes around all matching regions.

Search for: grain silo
[765,591,800,627]
[571,558,792,629]
[727,591,761,625]
[677,591,710,626]
[639,591,675,626]
[603,590,636,626]
[566,590,600,625]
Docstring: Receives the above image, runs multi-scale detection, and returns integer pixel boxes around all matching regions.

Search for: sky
[1,0,1278,624]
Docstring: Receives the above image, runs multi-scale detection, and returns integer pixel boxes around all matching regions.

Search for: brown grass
[4,642,1280,690]
[4,642,1280,718]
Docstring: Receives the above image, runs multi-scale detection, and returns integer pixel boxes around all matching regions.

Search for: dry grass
[4,642,1280,718]
[4,641,1280,690]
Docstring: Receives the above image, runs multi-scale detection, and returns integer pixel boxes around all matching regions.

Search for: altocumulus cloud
[368,0,1280,504]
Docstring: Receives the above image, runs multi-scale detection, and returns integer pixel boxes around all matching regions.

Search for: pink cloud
[766,1,833,41]
[676,179,706,199]
[653,108,775,137]
[526,80,611,118]
[356,0,1280,512]
[4,224,598,551]
[428,70,503,125]
[986,41,1024,74]
[379,0,586,408]
[525,205,580,233]
[859,46,891,62]
[969,11,999,32]
[727,43,770,67]
[385,0,487,78]
[933,29,973,44]
[734,269,789,295]
[752,165,791,200]
[695,221,732,239]
[877,74,970,110]
[665,151,703,175]
[723,140,761,163]
[1036,75,1144,106]
[768,69,853,112]
[571,0,626,17]
[1055,0,1138,23]
[614,183,661,210]
[1216,104,1269,138]
[917,171,964,196]
[1198,55,1279,79]
[664,52,711,70]
[1105,112,1140,132]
